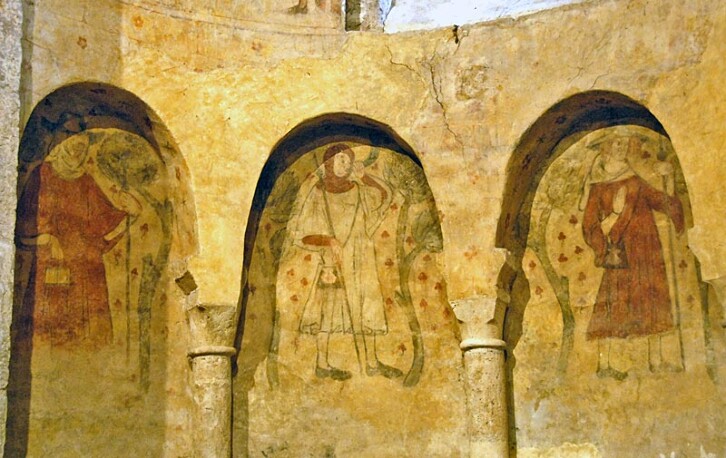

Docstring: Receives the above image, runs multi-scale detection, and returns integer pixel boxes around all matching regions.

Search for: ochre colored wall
[19,0,726,303]
[3,0,726,455]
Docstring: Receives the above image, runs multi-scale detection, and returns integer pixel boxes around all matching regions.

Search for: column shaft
[190,348,235,458]
[463,346,508,457]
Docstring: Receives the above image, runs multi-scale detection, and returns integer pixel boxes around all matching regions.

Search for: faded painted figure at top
[288,0,341,14]
[17,133,141,347]
[293,143,402,381]
[581,128,684,380]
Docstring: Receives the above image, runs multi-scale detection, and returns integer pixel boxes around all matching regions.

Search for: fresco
[14,125,172,361]
[195,0,343,29]
[235,141,468,456]
[286,0,341,16]
[7,94,196,456]
[513,125,726,453]
[17,133,137,346]
[580,129,686,378]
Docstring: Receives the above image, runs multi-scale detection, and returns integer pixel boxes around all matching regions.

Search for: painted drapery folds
[513,124,726,453]
[17,132,142,348]
[580,131,685,344]
[234,137,468,456]
[6,84,197,457]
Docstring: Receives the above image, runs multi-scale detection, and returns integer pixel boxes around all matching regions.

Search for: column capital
[450,295,507,347]
[186,303,237,349]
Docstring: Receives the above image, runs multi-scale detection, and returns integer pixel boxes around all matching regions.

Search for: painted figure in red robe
[581,130,684,380]
[17,133,141,347]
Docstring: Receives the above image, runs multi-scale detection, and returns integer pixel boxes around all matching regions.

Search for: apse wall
[0,0,725,455]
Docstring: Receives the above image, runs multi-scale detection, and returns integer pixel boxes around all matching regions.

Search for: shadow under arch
[6,82,197,457]
[233,112,439,455]
[493,90,713,455]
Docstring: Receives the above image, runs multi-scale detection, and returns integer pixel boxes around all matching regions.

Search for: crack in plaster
[383,44,435,129]
[451,24,469,54]
[424,51,464,149]
[384,45,424,82]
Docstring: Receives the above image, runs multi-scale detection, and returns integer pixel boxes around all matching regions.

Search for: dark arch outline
[5,81,191,457]
[234,112,422,353]
[497,90,672,360]
[497,90,668,253]
[232,112,437,455]
[17,82,163,163]
[494,90,716,455]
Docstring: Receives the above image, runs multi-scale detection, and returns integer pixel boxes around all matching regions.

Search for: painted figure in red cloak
[581,130,684,380]
[17,133,141,347]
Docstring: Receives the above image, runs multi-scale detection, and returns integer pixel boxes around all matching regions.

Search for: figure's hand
[601,213,619,238]
[674,214,685,235]
[351,161,365,182]
[329,239,343,266]
[613,185,627,214]
[117,191,142,215]
[49,235,64,261]
[676,221,685,235]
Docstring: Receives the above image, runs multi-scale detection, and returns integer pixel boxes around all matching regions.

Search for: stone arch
[5,82,197,456]
[497,90,671,356]
[236,112,422,295]
[233,113,466,456]
[495,90,722,453]
[233,113,424,375]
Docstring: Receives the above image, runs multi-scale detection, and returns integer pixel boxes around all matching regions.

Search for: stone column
[0,0,23,451]
[451,296,508,458]
[187,304,237,458]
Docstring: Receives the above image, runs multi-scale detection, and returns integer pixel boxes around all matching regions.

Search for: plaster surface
[0,0,725,455]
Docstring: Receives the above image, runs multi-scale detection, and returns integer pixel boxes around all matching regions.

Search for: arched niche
[6,82,197,457]
[233,113,468,456]
[497,91,726,455]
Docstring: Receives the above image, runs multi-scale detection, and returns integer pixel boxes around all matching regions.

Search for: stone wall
[0,0,22,451]
[1,0,725,455]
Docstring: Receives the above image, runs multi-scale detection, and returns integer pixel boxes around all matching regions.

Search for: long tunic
[18,163,126,346]
[582,175,684,340]
[296,182,388,336]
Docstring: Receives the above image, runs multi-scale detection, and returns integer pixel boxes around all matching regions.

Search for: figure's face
[60,136,89,170]
[332,152,352,178]
[608,136,629,162]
